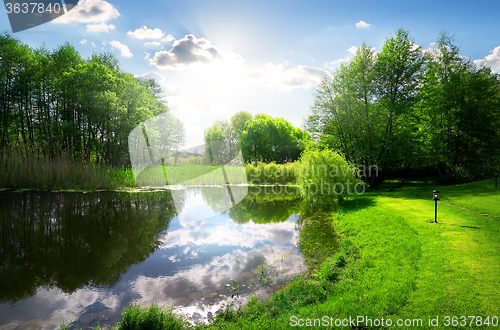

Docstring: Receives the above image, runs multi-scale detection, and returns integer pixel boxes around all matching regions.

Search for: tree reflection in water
[296,209,341,275]
[0,191,177,303]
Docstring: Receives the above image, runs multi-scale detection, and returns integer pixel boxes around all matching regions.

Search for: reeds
[0,151,136,190]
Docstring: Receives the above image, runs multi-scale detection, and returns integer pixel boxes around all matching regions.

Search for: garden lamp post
[432,189,439,223]
[495,170,498,190]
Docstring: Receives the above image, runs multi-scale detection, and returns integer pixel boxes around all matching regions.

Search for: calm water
[0,186,339,329]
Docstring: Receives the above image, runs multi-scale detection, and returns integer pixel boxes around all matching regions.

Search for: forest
[0,32,169,166]
[306,29,500,185]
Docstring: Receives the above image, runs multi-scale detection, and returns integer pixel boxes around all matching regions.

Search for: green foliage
[240,114,311,164]
[245,161,299,184]
[188,157,202,165]
[298,148,360,208]
[118,303,188,330]
[0,150,136,190]
[0,33,180,172]
[418,32,500,182]
[202,112,252,165]
[307,28,500,184]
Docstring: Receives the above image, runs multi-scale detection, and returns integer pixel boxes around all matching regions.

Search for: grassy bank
[0,155,136,190]
[131,162,300,187]
[107,178,500,329]
[1,156,300,190]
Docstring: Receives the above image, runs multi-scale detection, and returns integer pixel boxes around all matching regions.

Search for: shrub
[245,161,299,184]
[298,149,361,209]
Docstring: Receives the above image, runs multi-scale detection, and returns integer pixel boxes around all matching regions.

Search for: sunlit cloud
[149,35,243,71]
[246,63,331,92]
[128,25,165,39]
[108,40,133,58]
[144,41,161,47]
[86,22,115,32]
[162,34,176,42]
[474,45,500,70]
[52,0,119,24]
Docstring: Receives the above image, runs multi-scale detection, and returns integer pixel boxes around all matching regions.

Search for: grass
[134,161,300,187]
[117,303,190,330]
[0,154,137,190]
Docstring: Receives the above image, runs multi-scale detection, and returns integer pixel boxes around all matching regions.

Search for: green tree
[240,114,310,163]
[0,33,173,168]
[419,32,500,181]
[307,29,424,185]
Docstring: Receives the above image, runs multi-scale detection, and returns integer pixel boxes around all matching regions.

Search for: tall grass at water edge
[0,154,136,190]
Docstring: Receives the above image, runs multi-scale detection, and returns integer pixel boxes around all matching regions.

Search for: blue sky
[2,0,500,148]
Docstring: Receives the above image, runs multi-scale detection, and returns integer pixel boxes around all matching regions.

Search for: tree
[307,28,500,183]
[419,32,500,181]
[240,114,310,163]
[374,28,424,174]
[307,29,424,185]
[0,33,173,167]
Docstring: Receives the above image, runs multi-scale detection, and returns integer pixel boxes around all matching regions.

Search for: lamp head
[432,189,440,201]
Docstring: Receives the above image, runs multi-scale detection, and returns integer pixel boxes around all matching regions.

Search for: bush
[298,149,361,209]
[245,161,299,184]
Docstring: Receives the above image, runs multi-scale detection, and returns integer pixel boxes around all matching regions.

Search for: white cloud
[127,25,165,39]
[246,63,331,93]
[144,52,151,60]
[347,46,358,56]
[474,45,500,70]
[144,41,161,47]
[86,22,115,32]
[80,39,87,45]
[52,0,119,24]
[91,42,96,47]
[162,34,175,42]
[355,20,371,28]
[149,34,243,71]
[108,40,132,58]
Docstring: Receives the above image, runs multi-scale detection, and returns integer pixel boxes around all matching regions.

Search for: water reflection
[297,210,341,274]
[0,192,176,303]
[0,187,312,328]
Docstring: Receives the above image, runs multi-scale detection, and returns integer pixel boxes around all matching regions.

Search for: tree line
[307,29,500,184]
[203,111,311,164]
[0,32,172,166]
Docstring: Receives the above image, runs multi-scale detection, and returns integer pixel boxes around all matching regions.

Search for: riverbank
[0,158,299,191]
[102,178,500,330]
[3,176,499,329]
[0,155,137,190]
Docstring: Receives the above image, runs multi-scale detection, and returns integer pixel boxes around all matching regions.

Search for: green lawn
[202,178,500,329]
